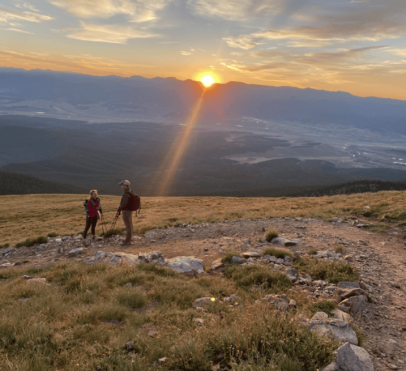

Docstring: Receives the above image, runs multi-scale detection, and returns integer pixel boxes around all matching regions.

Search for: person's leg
[83,216,91,239]
[91,216,97,237]
[122,211,132,243]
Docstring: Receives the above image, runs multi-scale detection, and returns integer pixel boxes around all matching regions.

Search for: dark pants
[84,216,98,238]
[122,210,133,242]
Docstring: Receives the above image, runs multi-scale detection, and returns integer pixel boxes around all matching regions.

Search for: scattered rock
[285,268,299,277]
[268,295,290,312]
[231,256,244,264]
[224,295,239,303]
[125,341,134,351]
[68,247,84,257]
[321,362,338,371]
[332,308,352,322]
[335,342,374,371]
[21,275,50,285]
[337,282,360,289]
[158,357,168,363]
[309,317,358,345]
[338,295,367,316]
[241,251,261,258]
[165,256,204,274]
[57,245,66,254]
[193,318,204,326]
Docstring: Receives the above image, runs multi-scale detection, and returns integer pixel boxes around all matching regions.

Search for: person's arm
[83,200,89,214]
[118,193,131,211]
[96,198,102,212]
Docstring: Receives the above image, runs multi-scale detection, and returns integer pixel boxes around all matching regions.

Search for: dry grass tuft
[263,247,293,259]
[265,228,279,242]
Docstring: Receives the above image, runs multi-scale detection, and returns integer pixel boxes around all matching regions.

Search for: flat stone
[312,312,329,321]
[337,288,366,302]
[335,343,374,371]
[321,362,339,371]
[285,268,298,277]
[165,256,204,274]
[211,258,224,270]
[332,308,352,322]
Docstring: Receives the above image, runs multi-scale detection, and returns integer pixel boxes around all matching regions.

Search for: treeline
[200,180,406,198]
[0,171,86,195]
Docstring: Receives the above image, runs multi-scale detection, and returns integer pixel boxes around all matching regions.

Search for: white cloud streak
[0,6,52,23]
[66,22,158,44]
[48,0,171,22]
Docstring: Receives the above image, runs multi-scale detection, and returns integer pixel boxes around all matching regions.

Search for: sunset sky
[1,0,406,100]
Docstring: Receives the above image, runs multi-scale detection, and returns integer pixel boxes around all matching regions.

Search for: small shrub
[15,235,47,248]
[263,247,293,259]
[402,233,406,239]
[47,232,58,238]
[306,300,337,317]
[308,249,318,255]
[0,243,10,249]
[116,290,146,309]
[367,294,374,303]
[224,265,291,292]
[294,258,359,284]
[334,244,346,255]
[14,260,30,266]
[222,250,241,264]
[265,228,278,242]
[352,325,366,346]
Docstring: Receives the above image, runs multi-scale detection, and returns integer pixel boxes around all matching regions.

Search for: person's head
[89,189,98,199]
[119,180,130,191]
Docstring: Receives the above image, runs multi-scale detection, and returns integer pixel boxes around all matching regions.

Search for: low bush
[308,249,318,255]
[0,243,10,249]
[334,244,346,255]
[15,235,47,248]
[263,247,293,259]
[265,228,278,242]
[47,232,58,238]
[294,258,359,284]
[224,265,291,292]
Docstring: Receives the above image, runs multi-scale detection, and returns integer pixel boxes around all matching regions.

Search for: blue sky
[1,0,406,99]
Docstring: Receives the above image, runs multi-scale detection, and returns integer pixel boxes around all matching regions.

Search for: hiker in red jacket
[117,180,137,246]
[83,189,102,243]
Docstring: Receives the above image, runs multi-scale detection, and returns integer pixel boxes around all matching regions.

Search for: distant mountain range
[1,68,406,196]
[1,67,406,135]
[0,171,86,195]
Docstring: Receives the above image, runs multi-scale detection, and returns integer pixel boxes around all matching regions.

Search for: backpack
[129,193,141,213]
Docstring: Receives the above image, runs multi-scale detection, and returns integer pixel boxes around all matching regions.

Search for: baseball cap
[119,180,131,186]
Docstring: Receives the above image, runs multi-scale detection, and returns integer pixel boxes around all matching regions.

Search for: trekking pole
[110,214,119,233]
[100,213,107,235]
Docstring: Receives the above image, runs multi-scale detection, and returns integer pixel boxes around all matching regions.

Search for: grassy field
[0,260,349,371]
[1,191,406,246]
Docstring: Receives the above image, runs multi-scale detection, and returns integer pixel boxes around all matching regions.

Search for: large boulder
[164,256,204,274]
[337,288,366,303]
[231,256,244,264]
[335,343,374,371]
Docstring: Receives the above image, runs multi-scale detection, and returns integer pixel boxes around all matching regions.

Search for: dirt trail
[2,217,406,370]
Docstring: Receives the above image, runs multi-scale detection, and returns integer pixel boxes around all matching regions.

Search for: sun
[201,75,215,87]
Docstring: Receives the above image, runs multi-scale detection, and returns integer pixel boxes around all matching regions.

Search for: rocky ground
[1,216,406,370]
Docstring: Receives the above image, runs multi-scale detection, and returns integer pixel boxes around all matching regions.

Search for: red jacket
[83,197,101,217]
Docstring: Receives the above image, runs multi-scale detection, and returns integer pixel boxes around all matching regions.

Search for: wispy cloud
[0,5,52,23]
[66,22,158,44]
[180,51,192,56]
[48,0,171,22]
[5,27,34,34]
[188,0,281,21]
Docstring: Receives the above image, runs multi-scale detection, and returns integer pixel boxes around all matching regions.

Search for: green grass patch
[308,249,318,255]
[15,235,47,248]
[0,243,10,249]
[352,325,366,347]
[306,300,337,317]
[263,247,293,259]
[294,258,359,284]
[367,224,389,233]
[47,232,58,238]
[116,289,146,309]
[265,228,278,242]
[224,265,291,292]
